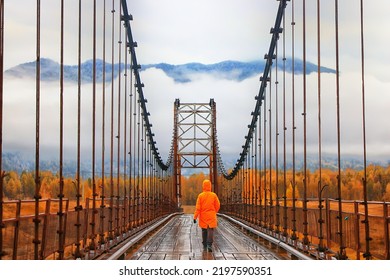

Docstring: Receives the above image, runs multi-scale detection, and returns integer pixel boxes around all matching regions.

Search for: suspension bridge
[0,0,389,262]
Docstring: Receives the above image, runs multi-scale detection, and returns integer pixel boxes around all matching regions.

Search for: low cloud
[3,62,390,171]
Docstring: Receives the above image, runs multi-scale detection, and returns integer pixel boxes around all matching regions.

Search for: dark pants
[201,227,214,248]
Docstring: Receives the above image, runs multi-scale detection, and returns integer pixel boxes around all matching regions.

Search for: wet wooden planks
[128,214,279,260]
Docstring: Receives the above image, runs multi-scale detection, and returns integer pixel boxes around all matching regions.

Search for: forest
[2,164,390,203]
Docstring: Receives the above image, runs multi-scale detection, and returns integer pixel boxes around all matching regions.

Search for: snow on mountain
[4,58,335,84]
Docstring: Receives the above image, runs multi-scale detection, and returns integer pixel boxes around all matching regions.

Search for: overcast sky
[3,0,390,168]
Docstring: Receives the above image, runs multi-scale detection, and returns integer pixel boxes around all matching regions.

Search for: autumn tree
[181,172,207,205]
[3,171,22,199]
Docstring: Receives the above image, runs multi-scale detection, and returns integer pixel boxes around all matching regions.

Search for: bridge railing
[220,198,390,260]
[1,189,177,260]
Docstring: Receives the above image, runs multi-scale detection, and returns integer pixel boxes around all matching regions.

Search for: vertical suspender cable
[317,0,326,253]
[282,7,288,238]
[144,119,148,220]
[359,0,371,260]
[253,130,257,223]
[133,69,137,227]
[147,142,150,221]
[58,0,65,260]
[243,154,246,219]
[116,0,122,237]
[99,0,107,247]
[269,69,273,231]
[245,146,249,220]
[129,58,134,227]
[254,120,258,225]
[258,107,263,227]
[302,0,309,246]
[275,42,280,234]
[33,0,41,260]
[141,109,145,223]
[263,89,267,228]
[90,0,97,251]
[149,125,153,220]
[291,0,297,241]
[334,0,346,259]
[123,30,128,230]
[74,0,82,259]
[241,160,245,218]
[137,92,141,225]
[0,0,3,260]
[109,0,115,240]
[152,157,156,220]
[249,147,252,221]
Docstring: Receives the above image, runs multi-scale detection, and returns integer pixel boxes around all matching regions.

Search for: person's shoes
[207,246,213,252]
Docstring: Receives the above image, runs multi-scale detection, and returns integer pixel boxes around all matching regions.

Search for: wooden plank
[179,254,190,260]
[190,252,206,260]
[150,253,166,260]
[164,254,180,260]
[247,253,268,260]
[232,253,251,260]
[137,253,151,260]
[222,253,236,260]
[129,214,279,260]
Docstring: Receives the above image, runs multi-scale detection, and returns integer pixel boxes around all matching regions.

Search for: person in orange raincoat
[193,179,220,252]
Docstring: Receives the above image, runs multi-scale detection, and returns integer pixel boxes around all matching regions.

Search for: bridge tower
[173,99,218,208]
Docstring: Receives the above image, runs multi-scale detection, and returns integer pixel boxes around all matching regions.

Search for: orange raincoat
[193,180,220,229]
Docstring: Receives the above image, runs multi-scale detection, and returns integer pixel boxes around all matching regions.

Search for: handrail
[218,213,314,260]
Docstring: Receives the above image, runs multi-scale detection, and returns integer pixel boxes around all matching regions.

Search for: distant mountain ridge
[142,60,335,83]
[2,151,387,176]
[5,58,335,84]
[5,58,120,83]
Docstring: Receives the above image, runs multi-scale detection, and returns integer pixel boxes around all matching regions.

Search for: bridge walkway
[127,214,281,260]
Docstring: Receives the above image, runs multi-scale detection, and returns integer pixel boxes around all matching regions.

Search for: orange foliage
[2,164,390,203]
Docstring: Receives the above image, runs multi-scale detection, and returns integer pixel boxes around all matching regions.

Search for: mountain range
[2,151,387,177]
[5,57,336,84]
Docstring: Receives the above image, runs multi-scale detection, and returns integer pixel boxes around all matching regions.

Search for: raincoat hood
[202,179,212,192]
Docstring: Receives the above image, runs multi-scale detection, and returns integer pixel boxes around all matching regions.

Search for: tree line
[2,164,390,203]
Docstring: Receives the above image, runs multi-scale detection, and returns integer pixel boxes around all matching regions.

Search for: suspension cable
[218,0,288,180]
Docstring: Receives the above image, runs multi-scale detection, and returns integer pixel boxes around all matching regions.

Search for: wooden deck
[128,214,280,260]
